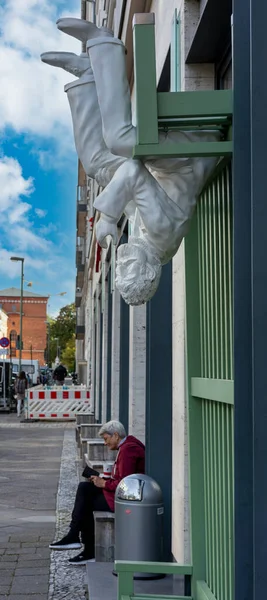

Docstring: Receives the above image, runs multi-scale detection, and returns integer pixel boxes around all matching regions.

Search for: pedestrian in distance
[15,371,28,418]
[52,363,67,386]
[49,420,145,565]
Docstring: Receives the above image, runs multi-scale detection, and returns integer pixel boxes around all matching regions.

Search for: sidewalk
[0,414,84,600]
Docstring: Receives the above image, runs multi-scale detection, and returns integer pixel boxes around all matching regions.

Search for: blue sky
[0,0,83,315]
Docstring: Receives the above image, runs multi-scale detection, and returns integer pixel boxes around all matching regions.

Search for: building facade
[0,288,49,365]
[73,0,236,598]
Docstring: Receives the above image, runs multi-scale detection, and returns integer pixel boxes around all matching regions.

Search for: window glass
[22,365,35,374]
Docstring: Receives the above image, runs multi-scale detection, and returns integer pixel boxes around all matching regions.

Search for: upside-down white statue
[41,18,219,305]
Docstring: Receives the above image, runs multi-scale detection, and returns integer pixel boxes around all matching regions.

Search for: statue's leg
[41,51,125,186]
[56,18,136,158]
[87,38,136,158]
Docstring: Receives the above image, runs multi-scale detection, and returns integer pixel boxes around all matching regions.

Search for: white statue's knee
[103,132,131,159]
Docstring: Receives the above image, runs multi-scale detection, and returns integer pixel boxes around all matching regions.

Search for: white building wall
[111,285,121,421]
[90,300,96,416]
[95,292,101,421]
[101,278,108,423]
[128,305,146,443]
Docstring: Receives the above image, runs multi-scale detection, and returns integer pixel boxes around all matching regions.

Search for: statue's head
[115,237,162,306]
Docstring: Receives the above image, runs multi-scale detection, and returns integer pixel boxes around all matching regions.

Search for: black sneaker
[49,534,82,550]
[68,551,95,566]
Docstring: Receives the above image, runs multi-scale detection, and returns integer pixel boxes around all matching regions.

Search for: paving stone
[11,575,49,594]
[16,559,50,568]
[6,547,34,555]
[0,562,16,570]
[0,574,13,584]
[34,548,51,559]
[0,549,5,555]
[0,589,10,595]
[5,548,28,555]
[7,596,48,600]
[0,543,20,549]
[15,566,49,576]
[21,542,48,548]
[9,536,39,542]
[0,555,18,562]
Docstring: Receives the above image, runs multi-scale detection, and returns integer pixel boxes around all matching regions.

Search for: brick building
[0,288,48,365]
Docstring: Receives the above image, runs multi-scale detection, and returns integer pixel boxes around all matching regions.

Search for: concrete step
[83,455,114,475]
[83,454,105,473]
[80,423,102,439]
[93,511,115,562]
[87,440,116,462]
[76,413,95,426]
[86,562,185,600]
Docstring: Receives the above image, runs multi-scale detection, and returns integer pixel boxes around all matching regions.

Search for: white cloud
[0,156,34,211]
[0,0,81,148]
[35,208,47,218]
[0,154,73,290]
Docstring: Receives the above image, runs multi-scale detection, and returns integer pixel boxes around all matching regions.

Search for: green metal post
[132,13,158,146]
[171,9,181,92]
[184,213,206,597]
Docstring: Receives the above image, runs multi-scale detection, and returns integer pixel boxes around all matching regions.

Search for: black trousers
[70,481,111,554]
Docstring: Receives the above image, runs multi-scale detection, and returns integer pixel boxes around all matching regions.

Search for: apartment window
[215,43,232,90]
[10,330,17,343]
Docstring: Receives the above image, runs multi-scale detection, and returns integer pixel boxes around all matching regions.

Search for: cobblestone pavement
[0,414,86,600]
[48,430,87,600]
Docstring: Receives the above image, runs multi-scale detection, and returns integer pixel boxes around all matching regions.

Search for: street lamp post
[10,256,24,373]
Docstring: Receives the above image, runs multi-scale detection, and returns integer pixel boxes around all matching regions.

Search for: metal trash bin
[115,474,164,579]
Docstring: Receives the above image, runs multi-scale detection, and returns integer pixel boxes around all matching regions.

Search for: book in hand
[82,465,100,479]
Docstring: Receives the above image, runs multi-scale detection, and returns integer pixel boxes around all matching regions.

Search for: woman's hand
[90,476,106,488]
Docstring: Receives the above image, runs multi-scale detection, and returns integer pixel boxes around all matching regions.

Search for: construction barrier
[25,386,92,421]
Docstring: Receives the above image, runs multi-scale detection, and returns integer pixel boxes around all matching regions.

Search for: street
[0,414,82,600]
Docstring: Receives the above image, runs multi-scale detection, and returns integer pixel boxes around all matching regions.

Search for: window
[215,43,232,90]
[10,330,17,343]
[12,305,17,312]
[22,365,35,374]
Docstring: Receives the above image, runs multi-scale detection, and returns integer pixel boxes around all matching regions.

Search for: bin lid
[115,473,163,503]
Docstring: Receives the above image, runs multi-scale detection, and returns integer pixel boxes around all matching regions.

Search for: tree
[47,303,76,366]
[61,335,76,372]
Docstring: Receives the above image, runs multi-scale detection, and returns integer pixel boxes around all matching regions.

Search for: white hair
[115,237,162,305]
[98,420,126,438]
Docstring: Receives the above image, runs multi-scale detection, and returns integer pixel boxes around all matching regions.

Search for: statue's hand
[96,216,118,248]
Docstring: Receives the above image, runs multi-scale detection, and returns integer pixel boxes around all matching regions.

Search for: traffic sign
[0,349,9,356]
[0,337,10,348]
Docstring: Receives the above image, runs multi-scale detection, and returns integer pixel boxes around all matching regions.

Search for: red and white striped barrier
[28,389,90,401]
[25,387,92,420]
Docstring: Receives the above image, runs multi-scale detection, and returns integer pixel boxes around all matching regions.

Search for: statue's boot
[56,17,113,43]
[40,51,92,78]
[87,36,136,158]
